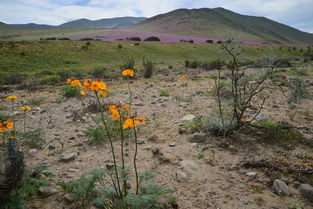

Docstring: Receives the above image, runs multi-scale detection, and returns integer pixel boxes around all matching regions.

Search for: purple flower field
[72,29,283,46]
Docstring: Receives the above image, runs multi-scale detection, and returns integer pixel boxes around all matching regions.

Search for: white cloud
[0,0,312,32]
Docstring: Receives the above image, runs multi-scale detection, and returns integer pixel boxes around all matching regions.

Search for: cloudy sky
[0,0,312,33]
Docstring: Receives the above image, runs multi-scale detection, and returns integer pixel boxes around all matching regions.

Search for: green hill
[128,8,313,44]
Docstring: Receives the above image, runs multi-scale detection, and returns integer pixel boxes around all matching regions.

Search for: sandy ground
[1,67,313,209]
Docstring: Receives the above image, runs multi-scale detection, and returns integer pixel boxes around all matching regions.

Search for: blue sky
[0,0,312,33]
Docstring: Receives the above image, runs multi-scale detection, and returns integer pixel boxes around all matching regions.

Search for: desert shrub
[60,168,171,209]
[253,56,291,68]
[247,120,303,144]
[180,117,204,133]
[143,36,160,42]
[168,65,173,69]
[63,85,79,98]
[304,50,313,60]
[18,129,45,149]
[85,114,134,145]
[206,40,213,43]
[0,73,25,85]
[288,78,309,104]
[134,42,140,46]
[202,116,236,136]
[81,38,94,41]
[91,67,107,79]
[57,70,72,82]
[118,44,122,49]
[46,37,56,40]
[202,59,225,70]
[127,37,141,41]
[39,70,54,76]
[1,165,53,209]
[159,90,170,97]
[216,40,222,44]
[185,60,190,68]
[57,37,71,40]
[39,76,60,85]
[0,113,9,123]
[121,57,135,73]
[288,68,308,76]
[144,60,154,78]
[190,60,200,69]
[189,40,194,43]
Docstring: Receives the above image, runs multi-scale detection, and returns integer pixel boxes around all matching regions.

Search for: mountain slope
[128,8,313,44]
[11,17,147,30]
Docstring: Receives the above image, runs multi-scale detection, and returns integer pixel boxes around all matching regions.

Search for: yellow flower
[20,106,31,111]
[109,105,118,112]
[179,76,186,80]
[87,154,93,158]
[71,79,82,87]
[122,69,135,77]
[99,91,107,97]
[5,95,17,101]
[111,111,120,120]
[80,91,85,96]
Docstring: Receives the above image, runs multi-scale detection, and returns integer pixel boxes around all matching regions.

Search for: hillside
[128,8,313,44]
[11,17,147,30]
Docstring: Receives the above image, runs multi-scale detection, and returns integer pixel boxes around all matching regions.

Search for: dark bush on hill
[206,40,213,43]
[0,73,25,85]
[216,40,222,44]
[304,50,313,60]
[143,36,160,42]
[80,38,94,41]
[144,60,154,78]
[46,37,56,40]
[57,38,71,40]
[202,59,225,70]
[189,40,194,43]
[185,60,190,68]
[127,37,141,41]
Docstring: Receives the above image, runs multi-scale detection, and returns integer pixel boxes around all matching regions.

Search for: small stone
[28,149,37,155]
[299,183,313,202]
[175,171,187,181]
[137,139,145,144]
[38,186,59,196]
[181,114,196,122]
[246,172,257,178]
[143,146,152,150]
[273,179,289,195]
[68,168,80,173]
[160,152,177,163]
[169,142,176,147]
[181,83,187,87]
[60,153,76,162]
[147,134,158,141]
[188,133,208,143]
[180,160,199,174]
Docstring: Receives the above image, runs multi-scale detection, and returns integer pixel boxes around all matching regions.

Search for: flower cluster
[5,95,17,101]
[67,78,109,97]
[122,69,135,77]
[0,121,14,132]
[108,105,145,129]
[20,106,31,111]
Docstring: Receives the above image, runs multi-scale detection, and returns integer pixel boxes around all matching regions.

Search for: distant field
[0,40,306,76]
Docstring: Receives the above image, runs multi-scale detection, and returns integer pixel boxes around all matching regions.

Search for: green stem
[11,101,15,135]
[132,123,139,195]
[23,111,26,133]
[118,109,127,195]
[95,92,123,199]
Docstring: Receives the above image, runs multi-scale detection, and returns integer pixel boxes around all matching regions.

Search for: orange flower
[80,91,85,96]
[98,82,107,90]
[84,79,92,90]
[122,69,135,77]
[109,105,118,112]
[5,95,17,101]
[91,81,100,91]
[0,125,6,132]
[4,121,13,129]
[67,78,74,83]
[135,117,145,123]
[99,91,107,97]
[71,80,82,87]
[121,104,129,111]
[20,106,31,111]
[111,111,120,120]
[179,76,186,80]
[123,118,138,129]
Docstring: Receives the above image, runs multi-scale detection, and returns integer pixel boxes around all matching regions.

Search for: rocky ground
[1,67,313,209]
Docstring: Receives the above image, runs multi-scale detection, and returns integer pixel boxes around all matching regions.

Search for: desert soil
[1,67,313,209]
